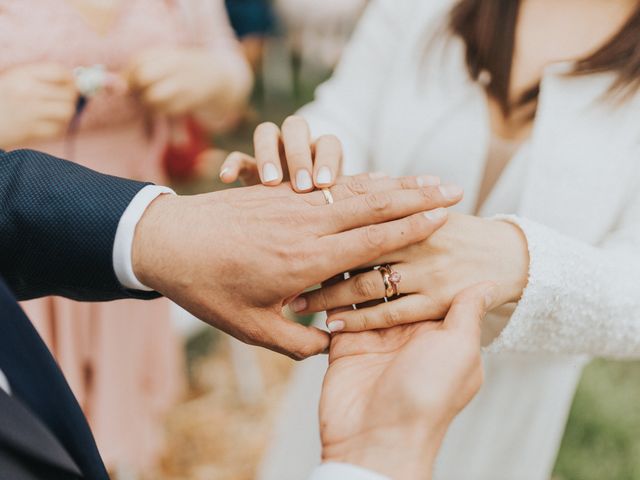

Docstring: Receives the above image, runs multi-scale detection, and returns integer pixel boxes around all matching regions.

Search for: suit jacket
[0,149,160,479]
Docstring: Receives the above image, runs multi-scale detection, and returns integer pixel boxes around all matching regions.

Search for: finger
[320,184,462,233]
[254,122,284,185]
[30,63,74,85]
[129,54,173,89]
[37,83,78,103]
[311,209,449,281]
[281,116,314,192]
[325,294,440,332]
[32,120,66,140]
[243,310,331,360]
[219,151,258,184]
[301,175,442,206]
[443,282,497,334]
[297,265,417,313]
[312,134,342,188]
[40,100,76,123]
[141,79,181,111]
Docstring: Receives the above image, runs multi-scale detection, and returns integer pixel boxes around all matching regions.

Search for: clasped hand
[220,116,530,334]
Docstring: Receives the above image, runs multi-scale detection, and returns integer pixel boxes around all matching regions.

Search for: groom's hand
[318,283,495,479]
[131,176,463,359]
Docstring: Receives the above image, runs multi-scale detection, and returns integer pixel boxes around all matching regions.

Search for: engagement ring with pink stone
[378,265,402,298]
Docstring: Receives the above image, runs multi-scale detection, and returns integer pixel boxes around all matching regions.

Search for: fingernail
[327,320,345,332]
[290,297,307,313]
[417,175,440,187]
[439,184,463,200]
[296,169,313,190]
[424,208,447,221]
[219,167,230,179]
[262,163,279,182]
[370,171,388,179]
[316,166,332,185]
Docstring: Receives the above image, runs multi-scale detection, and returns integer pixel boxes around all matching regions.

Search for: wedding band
[322,188,334,205]
[378,265,402,298]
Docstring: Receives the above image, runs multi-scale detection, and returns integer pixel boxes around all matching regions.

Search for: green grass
[553,360,640,480]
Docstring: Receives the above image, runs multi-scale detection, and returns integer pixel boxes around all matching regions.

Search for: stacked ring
[378,264,402,298]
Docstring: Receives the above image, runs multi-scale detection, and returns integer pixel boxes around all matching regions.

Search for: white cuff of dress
[308,462,391,480]
[113,185,175,291]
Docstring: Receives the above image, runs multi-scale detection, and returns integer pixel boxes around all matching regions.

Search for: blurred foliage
[553,360,640,480]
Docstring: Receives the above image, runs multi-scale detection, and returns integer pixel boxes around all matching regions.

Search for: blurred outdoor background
[6,1,638,479]
[156,3,640,479]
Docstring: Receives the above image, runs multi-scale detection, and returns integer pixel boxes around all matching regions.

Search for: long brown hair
[449,0,640,115]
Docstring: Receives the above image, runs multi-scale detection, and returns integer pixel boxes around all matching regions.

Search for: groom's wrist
[131,193,180,292]
[322,426,442,480]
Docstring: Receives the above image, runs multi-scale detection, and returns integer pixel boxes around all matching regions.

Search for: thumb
[443,282,497,334]
[250,310,331,361]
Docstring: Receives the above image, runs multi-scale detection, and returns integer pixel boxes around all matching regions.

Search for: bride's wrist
[494,219,530,304]
[322,425,442,480]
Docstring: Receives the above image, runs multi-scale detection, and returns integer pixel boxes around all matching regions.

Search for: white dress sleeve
[486,182,640,358]
[308,462,390,480]
[296,0,417,175]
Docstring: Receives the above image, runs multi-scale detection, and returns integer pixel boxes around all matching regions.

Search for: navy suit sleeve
[0,149,162,301]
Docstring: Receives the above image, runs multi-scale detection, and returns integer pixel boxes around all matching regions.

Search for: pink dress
[0,0,241,472]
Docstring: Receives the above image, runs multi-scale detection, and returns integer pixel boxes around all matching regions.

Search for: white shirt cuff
[112,185,175,291]
[308,463,390,480]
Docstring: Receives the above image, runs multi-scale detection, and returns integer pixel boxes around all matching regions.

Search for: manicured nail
[439,184,463,200]
[417,175,440,187]
[370,171,388,179]
[290,297,307,313]
[296,169,313,190]
[219,167,230,179]
[316,166,332,185]
[424,208,447,221]
[327,320,345,332]
[262,163,279,182]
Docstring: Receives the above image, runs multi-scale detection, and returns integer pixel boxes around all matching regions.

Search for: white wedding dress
[258,1,640,479]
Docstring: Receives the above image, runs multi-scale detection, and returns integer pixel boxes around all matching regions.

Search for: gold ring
[378,265,402,298]
[322,188,334,205]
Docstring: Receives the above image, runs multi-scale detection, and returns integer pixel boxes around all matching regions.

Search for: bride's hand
[292,212,530,332]
[219,115,342,191]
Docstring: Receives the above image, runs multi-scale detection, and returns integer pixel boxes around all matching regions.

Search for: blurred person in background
[225,0,275,72]
[221,0,640,479]
[0,0,252,475]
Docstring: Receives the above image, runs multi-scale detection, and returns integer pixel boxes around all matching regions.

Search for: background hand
[131,177,462,360]
[129,47,249,119]
[219,115,343,192]
[295,212,529,332]
[0,63,77,148]
[319,283,495,480]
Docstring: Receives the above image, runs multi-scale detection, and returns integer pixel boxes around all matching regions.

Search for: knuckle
[419,187,437,203]
[290,345,315,361]
[317,134,341,148]
[317,289,331,312]
[353,275,377,299]
[346,178,368,195]
[366,192,392,211]
[288,149,309,164]
[255,121,279,138]
[382,307,401,327]
[405,214,426,236]
[282,115,305,129]
[399,176,417,190]
[364,224,386,249]
[356,312,372,331]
